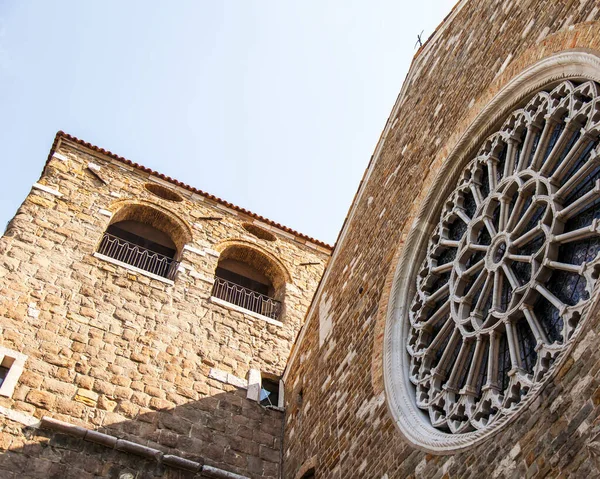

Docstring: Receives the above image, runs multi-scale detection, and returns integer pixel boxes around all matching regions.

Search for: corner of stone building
[0,134,332,478]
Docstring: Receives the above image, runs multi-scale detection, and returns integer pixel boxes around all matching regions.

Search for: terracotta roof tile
[46,131,333,251]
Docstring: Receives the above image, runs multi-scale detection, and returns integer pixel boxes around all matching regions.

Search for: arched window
[211,244,286,320]
[96,203,190,281]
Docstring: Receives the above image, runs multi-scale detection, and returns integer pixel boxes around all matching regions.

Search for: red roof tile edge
[45,131,333,251]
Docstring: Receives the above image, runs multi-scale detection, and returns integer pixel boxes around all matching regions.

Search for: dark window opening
[0,366,10,388]
[301,469,316,479]
[215,266,270,296]
[212,257,282,320]
[107,224,176,258]
[260,378,280,407]
[97,220,179,280]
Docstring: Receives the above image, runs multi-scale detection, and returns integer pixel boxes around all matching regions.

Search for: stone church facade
[4,0,600,478]
[282,1,600,478]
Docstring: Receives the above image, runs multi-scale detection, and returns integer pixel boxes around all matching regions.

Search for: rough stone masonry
[0,132,330,478]
[282,0,600,478]
[7,1,600,478]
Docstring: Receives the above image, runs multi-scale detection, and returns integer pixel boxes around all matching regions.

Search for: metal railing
[211,276,282,320]
[97,232,179,280]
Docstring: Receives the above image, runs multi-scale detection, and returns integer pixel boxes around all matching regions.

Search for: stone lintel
[0,405,39,427]
[209,368,248,389]
[183,244,206,256]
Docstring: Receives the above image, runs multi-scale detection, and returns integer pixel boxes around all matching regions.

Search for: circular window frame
[243,223,277,242]
[383,50,600,454]
[144,183,184,202]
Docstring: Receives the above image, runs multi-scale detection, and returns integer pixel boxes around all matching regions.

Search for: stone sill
[209,296,283,327]
[93,253,175,285]
[264,405,285,413]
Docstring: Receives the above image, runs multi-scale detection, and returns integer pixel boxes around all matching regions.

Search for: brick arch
[214,239,291,299]
[294,456,318,479]
[107,200,192,254]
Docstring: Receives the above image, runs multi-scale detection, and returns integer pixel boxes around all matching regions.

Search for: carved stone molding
[587,431,600,471]
[384,50,600,453]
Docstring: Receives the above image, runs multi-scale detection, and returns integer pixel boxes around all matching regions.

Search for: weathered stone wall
[0,136,329,478]
[283,1,600,478]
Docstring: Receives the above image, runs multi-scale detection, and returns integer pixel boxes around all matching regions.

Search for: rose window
[406,80,600,435]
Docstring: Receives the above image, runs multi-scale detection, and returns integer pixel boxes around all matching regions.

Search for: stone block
[26,390,56,409]
[149,397,175,411]
[55,398,86,418]
[97,396,117,412]
[74,388,98,407]
[259,444,280,463]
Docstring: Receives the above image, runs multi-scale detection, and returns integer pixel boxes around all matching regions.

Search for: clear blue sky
[0,1,455,245]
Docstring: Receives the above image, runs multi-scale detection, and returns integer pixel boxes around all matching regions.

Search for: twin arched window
[96,204,287,322]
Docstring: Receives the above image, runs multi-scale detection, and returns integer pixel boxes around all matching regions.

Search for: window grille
[97,232,179,280]
[211,276,282,320]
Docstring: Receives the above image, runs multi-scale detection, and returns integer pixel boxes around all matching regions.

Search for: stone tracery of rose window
[408,80,600,433]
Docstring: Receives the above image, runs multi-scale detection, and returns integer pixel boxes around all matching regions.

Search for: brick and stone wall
[7,1,600,478]
[0,135,330,478]
[283,1,600,478]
